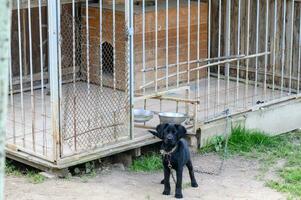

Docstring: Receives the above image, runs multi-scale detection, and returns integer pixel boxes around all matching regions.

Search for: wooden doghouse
[82,0,208,92]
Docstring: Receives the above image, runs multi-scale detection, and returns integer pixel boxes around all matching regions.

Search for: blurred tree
[0,0,11,199]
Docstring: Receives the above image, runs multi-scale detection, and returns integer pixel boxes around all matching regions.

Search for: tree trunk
[0,0,12,199]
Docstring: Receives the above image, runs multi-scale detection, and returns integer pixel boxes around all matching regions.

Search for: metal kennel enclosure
[5,0,301,170]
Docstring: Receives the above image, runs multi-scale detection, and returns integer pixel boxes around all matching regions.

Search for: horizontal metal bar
[140,52,270,89]
[142,54,245,73]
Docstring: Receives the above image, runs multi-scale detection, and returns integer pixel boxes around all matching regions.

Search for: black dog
[149,123,198,199]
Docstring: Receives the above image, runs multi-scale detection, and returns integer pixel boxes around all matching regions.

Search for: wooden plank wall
[134,1,208,92]
[210,0,301,91]
[10,6,48,86]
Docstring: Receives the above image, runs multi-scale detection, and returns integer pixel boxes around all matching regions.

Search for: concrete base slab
[199,98,301,147]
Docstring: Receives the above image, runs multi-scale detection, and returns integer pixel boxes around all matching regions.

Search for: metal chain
[194,109,232,176]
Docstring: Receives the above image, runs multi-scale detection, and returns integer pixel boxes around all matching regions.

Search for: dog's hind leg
[162,166,171,195]
[186,160,198,188]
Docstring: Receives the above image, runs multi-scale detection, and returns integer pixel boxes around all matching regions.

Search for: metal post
[272,0,277,95]
[245,0,251,108]
[207,0,211,119]
[48,0,61,161]
[165,0,169,90]
[254,0,260,99]
[142,0,146,93]
[264,0,269,100]
[217,0,221,109]
[236,0,241,106]
[155,0,158,92]
[176,0,180,87]
[17,0,25,147]
[39,0,47,155]
[225,0,231,106]
[0,0,11,198]
[126,0,134,139]
[281,0,286,96]
[288,0,294,94]
[297,7,301,94]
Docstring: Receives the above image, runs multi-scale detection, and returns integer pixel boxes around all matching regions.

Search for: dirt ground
[5,154,285,200]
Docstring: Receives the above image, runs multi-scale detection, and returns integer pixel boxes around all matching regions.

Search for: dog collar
[160,145,178,156]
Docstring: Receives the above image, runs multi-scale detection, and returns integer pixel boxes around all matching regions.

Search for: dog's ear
[175,124,187,139]
[148,130,161,139]
[148,123,168,139]
[156,123,168,134]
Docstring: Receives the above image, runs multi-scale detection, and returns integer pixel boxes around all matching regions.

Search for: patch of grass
[227,127,286,155]
[266,180,301,198]
[26,171,46,184]
[130,153,162,172]
[199,127,301,199]
[5,159,46,184]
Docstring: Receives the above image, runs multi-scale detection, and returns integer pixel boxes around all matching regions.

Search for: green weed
[130,153,162,172]
[199,127,301,198]
[5,159,46,184]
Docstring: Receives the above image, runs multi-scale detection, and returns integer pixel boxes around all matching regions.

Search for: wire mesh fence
[59,3,131,157]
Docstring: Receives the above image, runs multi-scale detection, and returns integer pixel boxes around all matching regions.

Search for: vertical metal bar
[217,0,221,109]
[113,0,116,90]
[176,0,180,87]
[254,0,260,99]
[197,0,200,111]
[186,0,191,116]
[281,0,286,96]
[297,7,301,94]
[86,0,90,89]
[8,39,16,144]
[236,0,241,106]
[0,1,11,197]
[264,0,269,100]
[288,0,294,94]
[245,0,251,108]
[142,0,146,94]
[39,0,46,155]
[99,0,103,89]
[126,0,134,139]
[187,0,191,85]
[225,0,231,106]
[17,0,25,147]
[72,0,76,87]
[28,0,36,152]
[165,0,169,90]
[272,0,277,95]
[207,0,211,119]
[155,0,158,92]
[48,0,61,161]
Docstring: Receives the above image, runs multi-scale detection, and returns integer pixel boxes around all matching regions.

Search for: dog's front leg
[162,165,171,195]
[175,168,183,198]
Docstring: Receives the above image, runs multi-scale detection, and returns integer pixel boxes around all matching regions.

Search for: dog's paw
[175,193,183,199]
[162,190,170,195]
[191,182,198,188]
[160,179,164,184]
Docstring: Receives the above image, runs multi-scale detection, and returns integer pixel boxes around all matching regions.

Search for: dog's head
[149,123,187,147]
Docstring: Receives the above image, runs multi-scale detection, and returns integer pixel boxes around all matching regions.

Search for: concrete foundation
[197,97,301,147]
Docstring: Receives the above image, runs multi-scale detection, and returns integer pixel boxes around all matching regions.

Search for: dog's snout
[166,134,173,140]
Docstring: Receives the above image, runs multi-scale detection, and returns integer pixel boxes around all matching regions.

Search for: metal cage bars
[5,0,301,165]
